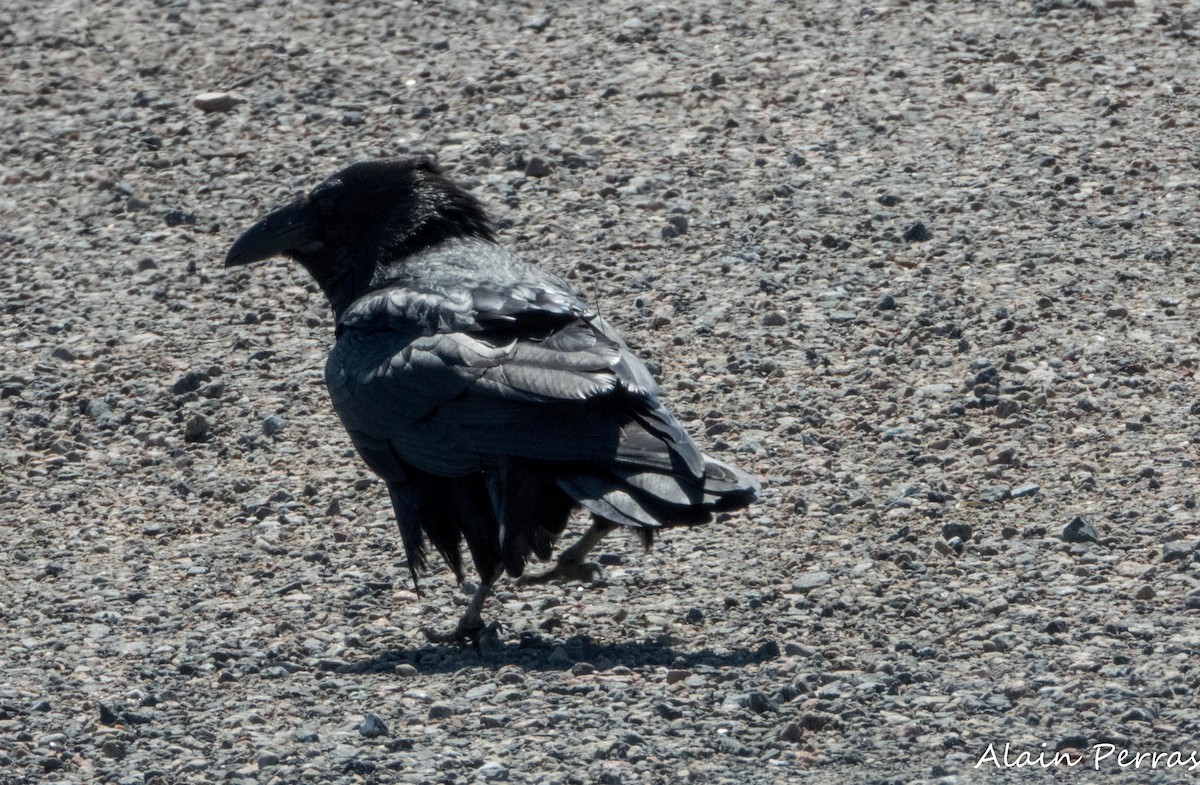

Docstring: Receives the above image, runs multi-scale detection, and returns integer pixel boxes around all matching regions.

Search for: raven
[226,157,759,641]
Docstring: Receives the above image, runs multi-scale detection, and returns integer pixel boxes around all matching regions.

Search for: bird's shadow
[329,632,781,676]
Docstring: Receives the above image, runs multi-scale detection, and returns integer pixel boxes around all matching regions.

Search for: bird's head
[225,156,493,312]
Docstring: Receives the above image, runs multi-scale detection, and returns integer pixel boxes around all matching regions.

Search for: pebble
[978,486,1010,503]
[1162,542,1194,563]
[902,222,931,242]
[360,713,388,738]
[193,92,238,113]
[661,215,688,239]
[100,740,126,759]
[262,415,287,436]
[941,522,972,541]
[524,156,553,178]
[428,703,454,720]
[792,571,832,592]
[1063,517,1102,544]
[184,414,211,443]
[477,762,509,781]
[778,722,803,742]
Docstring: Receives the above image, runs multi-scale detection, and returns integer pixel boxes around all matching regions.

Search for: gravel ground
[3,1,1200,783]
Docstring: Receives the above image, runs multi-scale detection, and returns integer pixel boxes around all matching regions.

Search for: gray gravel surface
[3,1,1200,783]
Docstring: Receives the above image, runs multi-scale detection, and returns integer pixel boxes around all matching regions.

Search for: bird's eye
[310,178,343,217]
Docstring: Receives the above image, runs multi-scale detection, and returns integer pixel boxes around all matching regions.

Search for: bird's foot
[421,620,480,644]
[517,558,603,586]
[421,617,500,645]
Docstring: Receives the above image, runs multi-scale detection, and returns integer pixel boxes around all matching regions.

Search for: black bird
[225,157,759,641]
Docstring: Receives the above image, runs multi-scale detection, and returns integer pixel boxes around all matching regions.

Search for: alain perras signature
[976,742,1200,771]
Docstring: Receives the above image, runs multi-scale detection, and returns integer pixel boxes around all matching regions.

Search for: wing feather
[327,276,702,479]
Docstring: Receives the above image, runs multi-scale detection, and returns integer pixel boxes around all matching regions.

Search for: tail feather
[486,466,576,578]
[558,452,759,530]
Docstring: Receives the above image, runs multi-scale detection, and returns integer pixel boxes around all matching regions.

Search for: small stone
[1003,680,1027,701]
[662,215,688,239]
[875,293,897,311]
[520,15,551,32]
[428,703,454,720]
[985,598,1009,615]
[747,691,778,713]
[1044,619,1069,634]
[1162,542,1194,563]
[194,92,238,113]
[477,762,509,781]
[941,522,972,541]
[685,607,705,625]
[524,155,553,178]
[1121,707,1156,723]
[51,345,76,361]
[256,750,280,768]
[164,209,197,227]
[184,414,211,443]
[778,722,803,742]
[762,310,787,327]
[655,702,683,720]
[792,570,831,592]
[1062,516,1101,544]
[1010,483,1040,498]
[100,740,126,759]
[360,713,388,738]
[173,371,209,395]
[98,703,118,725]
[262,416,286,436]
[666,669,690,685]
[903,222,931,242]
[1135,585,1156,601]
[978,486,1010,503]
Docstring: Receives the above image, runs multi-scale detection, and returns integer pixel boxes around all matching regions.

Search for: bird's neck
[298,250,377,323]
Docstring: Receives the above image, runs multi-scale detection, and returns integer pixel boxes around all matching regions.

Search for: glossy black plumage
[225,157,759,640]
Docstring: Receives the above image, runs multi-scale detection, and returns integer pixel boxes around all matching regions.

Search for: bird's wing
[325,280,703,478]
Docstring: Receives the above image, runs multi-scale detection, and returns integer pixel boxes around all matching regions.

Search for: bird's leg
[518,518,618,585]
[422,567,502,644]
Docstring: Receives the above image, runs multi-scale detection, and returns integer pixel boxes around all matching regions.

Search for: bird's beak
[225,202,317,267]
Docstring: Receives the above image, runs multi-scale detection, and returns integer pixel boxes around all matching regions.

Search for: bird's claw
[517,559,603,586]
[421,619,500,645]
[422,621,482,644]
